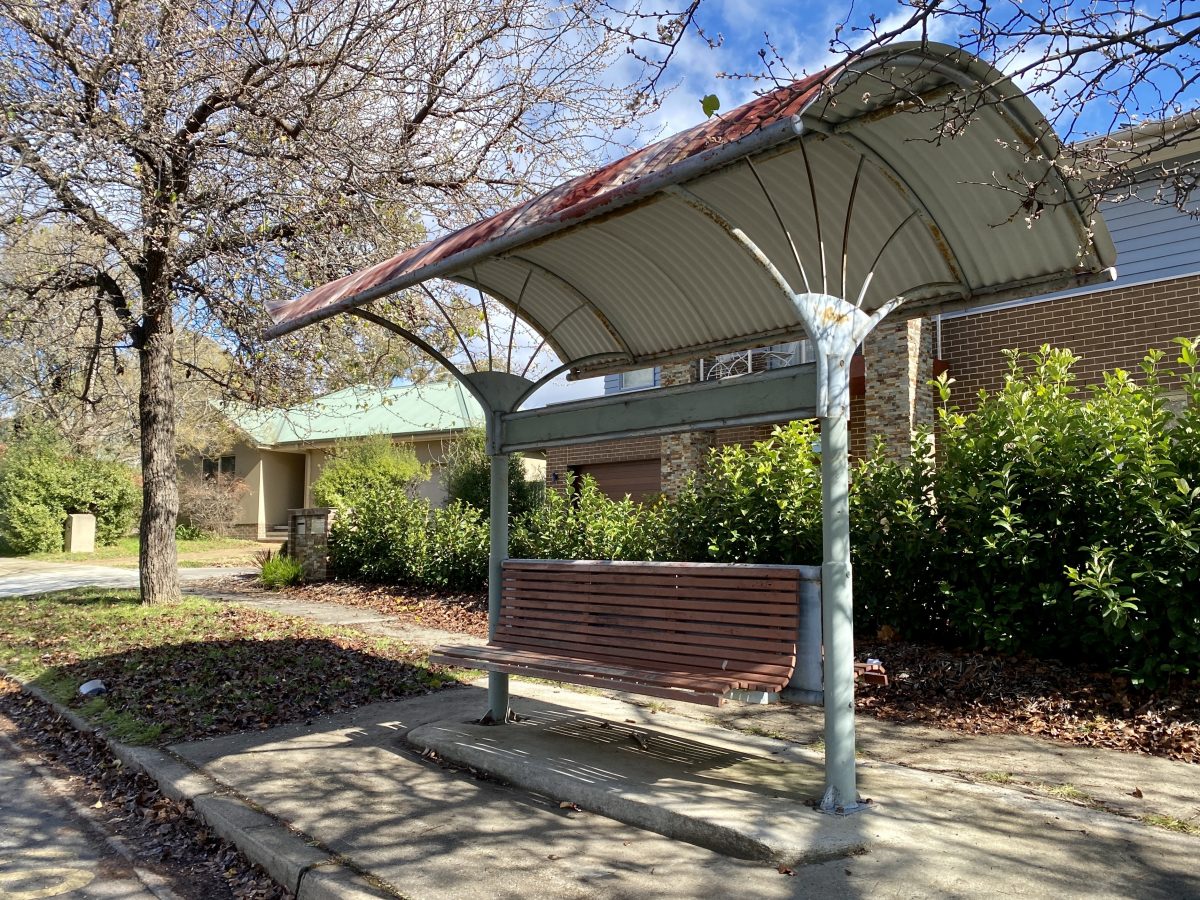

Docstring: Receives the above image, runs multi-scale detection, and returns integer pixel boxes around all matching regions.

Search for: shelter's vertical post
[487,449,510,722]
[820,395,857,808]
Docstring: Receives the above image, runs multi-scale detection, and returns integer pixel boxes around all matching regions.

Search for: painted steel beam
[498,363,818,453]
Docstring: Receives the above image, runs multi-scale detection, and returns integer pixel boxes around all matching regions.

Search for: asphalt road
[0,732,157,900]
[0,559,256,598]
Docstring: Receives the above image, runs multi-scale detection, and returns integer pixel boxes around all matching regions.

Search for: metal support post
[487,451,510,723]
[819,401,858,810]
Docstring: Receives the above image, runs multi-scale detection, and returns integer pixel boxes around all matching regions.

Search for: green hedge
[311,434,427,510]
[0,432,140,553]
[328,340,1200,686]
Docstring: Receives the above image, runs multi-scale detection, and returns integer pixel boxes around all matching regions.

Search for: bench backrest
[499,559,801,680]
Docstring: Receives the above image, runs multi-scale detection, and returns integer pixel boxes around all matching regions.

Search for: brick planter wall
[288,508,336,582]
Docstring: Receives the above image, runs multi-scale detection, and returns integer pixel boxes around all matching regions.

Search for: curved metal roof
[267,42,1117,379]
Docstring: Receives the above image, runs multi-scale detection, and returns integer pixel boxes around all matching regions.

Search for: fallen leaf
[559,801,582,811]
[1129,787,1143,798]
[777,865,796,876]
[93,799,104,808]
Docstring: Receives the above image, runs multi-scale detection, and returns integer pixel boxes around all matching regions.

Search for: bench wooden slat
[498,608,797,654]
[502,573,801,600]
[504,559,802,580]
[501,585,801,614]
[496,631,794,683]
[499,599,798,640]
[434,653,727,707]
[432,646,740,692]
[497,618,796,663]
[500,587,796,623]
[433,559,830,705]
[501,607,801,643]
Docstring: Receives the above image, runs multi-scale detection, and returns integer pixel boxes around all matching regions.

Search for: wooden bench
[433,559,871,707]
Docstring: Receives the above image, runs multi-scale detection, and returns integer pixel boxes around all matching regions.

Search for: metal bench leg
[487,449,511,723]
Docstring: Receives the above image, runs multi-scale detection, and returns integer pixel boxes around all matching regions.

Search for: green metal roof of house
[224,381,482,447]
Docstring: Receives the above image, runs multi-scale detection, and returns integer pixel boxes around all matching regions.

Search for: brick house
[545,137,1200,500]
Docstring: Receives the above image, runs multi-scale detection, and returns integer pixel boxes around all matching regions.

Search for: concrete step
[406,711,865,866]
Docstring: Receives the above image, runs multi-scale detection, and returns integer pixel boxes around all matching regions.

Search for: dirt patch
[857,641,1200,764]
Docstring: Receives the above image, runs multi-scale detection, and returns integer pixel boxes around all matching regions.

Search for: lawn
[0,589,460,744]
[11,535,268,567]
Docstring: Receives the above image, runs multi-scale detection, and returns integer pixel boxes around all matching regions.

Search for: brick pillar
[288,507,336,581]
[658,361,713,496]
[863,315,934,458]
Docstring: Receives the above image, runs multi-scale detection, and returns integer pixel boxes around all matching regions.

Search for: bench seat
[431,559,888,706]
[432,559,807,707]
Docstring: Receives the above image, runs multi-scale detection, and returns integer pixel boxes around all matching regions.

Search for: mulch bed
[857,641,1200,764]
[0,679,289,899]
[195,575,490,638]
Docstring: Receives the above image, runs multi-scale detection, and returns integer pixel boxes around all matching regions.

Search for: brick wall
[940,274,1200,410]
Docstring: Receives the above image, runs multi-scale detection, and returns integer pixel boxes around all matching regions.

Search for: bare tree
[0,0,652,602]
[616,1,1199,212]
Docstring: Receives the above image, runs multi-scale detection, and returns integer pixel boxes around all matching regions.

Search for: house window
[203,456,236,480]
[619,368,655,390]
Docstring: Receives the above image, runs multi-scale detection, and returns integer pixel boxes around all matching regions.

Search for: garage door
[571,459,662,503]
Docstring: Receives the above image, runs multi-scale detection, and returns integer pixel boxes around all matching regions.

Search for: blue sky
[506,0,1200,407]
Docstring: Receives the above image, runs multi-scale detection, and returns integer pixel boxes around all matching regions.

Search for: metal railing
[697,340,812,381]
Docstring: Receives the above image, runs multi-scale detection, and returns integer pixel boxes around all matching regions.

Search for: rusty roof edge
[263,110,816,341]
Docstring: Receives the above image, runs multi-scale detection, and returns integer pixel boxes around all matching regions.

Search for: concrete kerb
[1,668,395,900]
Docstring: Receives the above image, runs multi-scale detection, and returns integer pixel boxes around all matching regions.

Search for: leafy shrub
[848,431,944,638]
[443,427,543,519]
[178,475,247,537]
[424,502,490,589]
[311,435,427,510]
[856,341,1200,685]
[0,430,139,553]
[176,522,207,541]
[260,552,304,588]
[329,485,430,584]
[512,473,674,562]
[670,420,823,564]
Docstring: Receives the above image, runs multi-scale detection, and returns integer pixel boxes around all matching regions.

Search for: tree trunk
[138,306,180,604]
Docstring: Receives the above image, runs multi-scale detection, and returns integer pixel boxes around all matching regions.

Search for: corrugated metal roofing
[223,382,481,447]
[267,42,1117,379]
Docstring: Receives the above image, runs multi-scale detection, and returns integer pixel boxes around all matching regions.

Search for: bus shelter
[265,41,1115,812]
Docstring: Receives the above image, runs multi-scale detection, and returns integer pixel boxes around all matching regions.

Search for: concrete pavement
[6,557,1200,897]
[171,680,1200,900]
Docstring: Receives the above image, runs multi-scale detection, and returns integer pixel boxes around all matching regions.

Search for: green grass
[16,535,261,563]
[978,771,1016,784]
[1142,814,1200,835]
[1045,783,1095,804]
[0,588,460,744]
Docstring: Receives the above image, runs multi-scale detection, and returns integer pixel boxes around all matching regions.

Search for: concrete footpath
[164,680,1199,899]
[5,563,1200,897]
